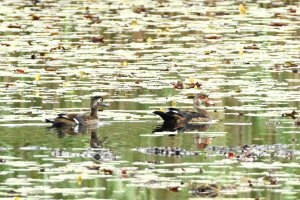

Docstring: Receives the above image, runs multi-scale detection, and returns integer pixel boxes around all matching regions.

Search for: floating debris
[51,148,118,162]
[190,183,221,198]
[206,144,295,161]
[133,147,201,157]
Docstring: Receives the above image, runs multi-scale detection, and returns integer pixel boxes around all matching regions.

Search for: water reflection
[193,135,213,150]
[51,130,116,162]
[153,121,210,133]
[47,124,98,136]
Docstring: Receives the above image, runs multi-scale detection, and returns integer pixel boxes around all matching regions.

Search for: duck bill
[98,102,109,111]
[98,102,110,107]
[204,98,214,106]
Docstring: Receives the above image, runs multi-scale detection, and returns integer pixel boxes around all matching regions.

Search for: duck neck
[195,105,210,119]
[90,107,98,119]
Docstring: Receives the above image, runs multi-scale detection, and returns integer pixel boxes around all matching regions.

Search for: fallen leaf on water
[32,14,40,20]
[159,107,166,112]
[8,24,21,28]
[244,44,260,50]
[131,20,138,27]
[239,4,247,15]
[121,60,128,67]
[270,22,288,26]
[147,37,153,45]
[91,36,104,43]
[77,174,83,186]
[204,35,222,39]
[103,168,113,175]
[15,69,25,74]
[35,73,41,81]
[168,186,180,192]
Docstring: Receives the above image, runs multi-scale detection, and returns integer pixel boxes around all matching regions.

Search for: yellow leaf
[239,4,247,15]
[239,49,244,56]
[160,107,165,112]
[147,37,153,45]
[79,71,88,78]
[35,73,40,81]
[131,20,138,27]
[77,175,83,186]
[189,78,195,84]
[171,100,176,107]
[194,84,199,89]
[122,60,128,67]
[156,29,162,37]
[15,197,21,200]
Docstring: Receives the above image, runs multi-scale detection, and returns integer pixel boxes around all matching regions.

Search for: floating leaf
[239,4,247,15]
[35,73,41,82]
[147,37,153,45]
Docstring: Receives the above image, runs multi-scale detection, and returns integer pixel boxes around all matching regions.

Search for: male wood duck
[46,96,109,127]
[153,94,212,125]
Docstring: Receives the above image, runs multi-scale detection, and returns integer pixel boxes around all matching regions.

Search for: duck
[46,96,109,127]
[153,94,211,125]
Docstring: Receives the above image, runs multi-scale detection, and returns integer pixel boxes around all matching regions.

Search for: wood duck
[46,96,109,127]
[153,94,211,125]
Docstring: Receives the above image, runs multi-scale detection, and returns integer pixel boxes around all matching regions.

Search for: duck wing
[184,111,210,122]
[56,113,81,124]
[153,108,187,123]
[46,113,85,126]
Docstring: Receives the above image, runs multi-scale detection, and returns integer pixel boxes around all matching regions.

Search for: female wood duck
[153,94,212,125]
[46,96,109,127]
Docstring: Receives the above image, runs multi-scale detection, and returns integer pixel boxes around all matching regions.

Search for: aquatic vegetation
[0,0,299,199]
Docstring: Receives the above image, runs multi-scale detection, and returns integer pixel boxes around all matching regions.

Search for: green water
[0,0,300,199]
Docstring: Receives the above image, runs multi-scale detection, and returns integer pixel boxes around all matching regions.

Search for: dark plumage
[153,94,211,124]
[46,96,109,127]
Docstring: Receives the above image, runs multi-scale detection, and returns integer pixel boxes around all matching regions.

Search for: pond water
[0,0,299,199]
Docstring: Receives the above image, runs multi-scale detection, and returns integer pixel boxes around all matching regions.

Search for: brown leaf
[0,43,10,46]
[7,24,21,28]
[15,69,25,74]
[91,36,104,43]
[5,83,16,88]
[44,67,57,72]
[32,14,40,20]
[244,44,260,50]
[103,168,113,175]
[270,22,288,26]
[87,166,101,170]
[168,186,180,192]
[204,34,222,39]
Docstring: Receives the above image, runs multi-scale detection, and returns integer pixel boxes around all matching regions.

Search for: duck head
[90,96,109,109]
[193,93,213,107]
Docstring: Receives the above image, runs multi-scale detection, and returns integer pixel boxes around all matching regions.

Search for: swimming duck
[153,94,211,125]
[46,96,109,127]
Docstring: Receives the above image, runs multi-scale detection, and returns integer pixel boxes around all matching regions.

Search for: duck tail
[45,119,54,123]
[153,111,175,122]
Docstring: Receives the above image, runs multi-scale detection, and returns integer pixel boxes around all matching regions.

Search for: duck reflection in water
[153,122,213,150]
[153,121,210,133]
[194,135,214,150]
[51,129,114,162]
[90,130,107,148]
[47,124,103,137]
